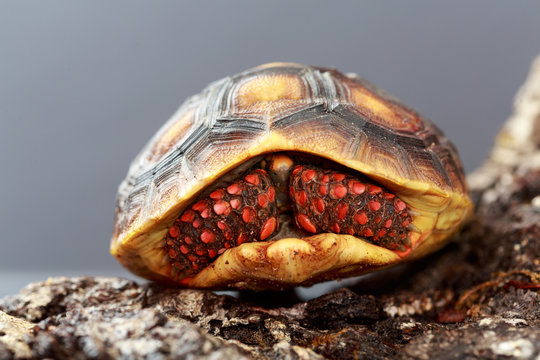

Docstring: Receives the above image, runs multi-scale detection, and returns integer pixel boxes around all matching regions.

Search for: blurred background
[1,1,540,298]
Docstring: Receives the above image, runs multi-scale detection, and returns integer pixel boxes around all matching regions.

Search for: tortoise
[110,62,473,290]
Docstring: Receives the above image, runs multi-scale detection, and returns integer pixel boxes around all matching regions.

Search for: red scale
[163,161,413,278]
[163,169,279,277]
[289,165,412,252]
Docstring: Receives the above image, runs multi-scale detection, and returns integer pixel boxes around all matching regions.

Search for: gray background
[1,1,540,296]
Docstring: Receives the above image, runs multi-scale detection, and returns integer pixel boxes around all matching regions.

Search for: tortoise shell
[110,62,473,290]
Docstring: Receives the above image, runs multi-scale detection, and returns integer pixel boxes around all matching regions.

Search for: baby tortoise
[110,63,473,290]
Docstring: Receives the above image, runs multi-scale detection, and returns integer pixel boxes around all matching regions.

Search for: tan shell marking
[146,108,195,163]
[347,81,423,132]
